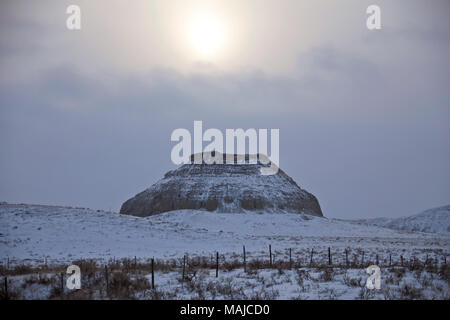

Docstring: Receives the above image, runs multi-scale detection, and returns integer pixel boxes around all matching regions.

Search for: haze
[0,0,449,219]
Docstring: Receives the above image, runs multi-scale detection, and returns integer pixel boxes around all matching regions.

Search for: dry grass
[2,250,448,300]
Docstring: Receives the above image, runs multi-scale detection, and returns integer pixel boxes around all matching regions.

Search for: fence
[1,246,448,300]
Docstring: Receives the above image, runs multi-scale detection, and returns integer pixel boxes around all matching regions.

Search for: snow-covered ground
[0,203,448,266]
[351,205,450,235]
[1,203,449,300]
[6,266,449,300]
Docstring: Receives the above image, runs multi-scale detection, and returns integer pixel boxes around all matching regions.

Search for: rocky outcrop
[120,153,323,217]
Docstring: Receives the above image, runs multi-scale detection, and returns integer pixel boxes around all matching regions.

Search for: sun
[188,12,226,58]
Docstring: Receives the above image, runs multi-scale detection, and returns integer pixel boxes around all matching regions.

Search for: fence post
[105,265,109,296]
[328,247,332,266]
[243,246,246,273]
[151,258,155,289]
[182,255,186,281]
[361,251,364,267]
[310,249,314,267]
[60,272,64,297]
[4,277,7,300]
[400,255,403,266]
[345,249,349,266]
[376,255,379,266]
[389,254,392,266]
[216,252,219,278]
[269,245,272,267]
[289,248,292,269]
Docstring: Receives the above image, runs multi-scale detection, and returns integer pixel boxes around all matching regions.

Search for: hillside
[352,205,450,235]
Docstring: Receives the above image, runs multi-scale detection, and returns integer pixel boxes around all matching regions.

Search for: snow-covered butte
[120,153,323,217]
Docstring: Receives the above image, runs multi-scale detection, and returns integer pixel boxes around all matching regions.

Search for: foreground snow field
[4,264,450,300]
[0,203,449,299]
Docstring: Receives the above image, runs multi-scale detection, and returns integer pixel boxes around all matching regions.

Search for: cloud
[0,0,449,218]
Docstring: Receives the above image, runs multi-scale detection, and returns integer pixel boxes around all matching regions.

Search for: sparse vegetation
[1,249,448,300]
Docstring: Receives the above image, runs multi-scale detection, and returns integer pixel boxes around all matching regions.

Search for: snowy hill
[1,202,448,266]
[352,205,450,235]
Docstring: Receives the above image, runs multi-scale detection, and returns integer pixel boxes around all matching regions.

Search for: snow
[123,160,322,216]
[1,202,449,300]
[351,205,450,235]
[4,265,449,300]
[1,203,448,266]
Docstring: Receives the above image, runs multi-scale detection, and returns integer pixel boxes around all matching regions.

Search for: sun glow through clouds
[187,11,227,59]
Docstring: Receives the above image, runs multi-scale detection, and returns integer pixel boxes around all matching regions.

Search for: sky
[0,0,449,219]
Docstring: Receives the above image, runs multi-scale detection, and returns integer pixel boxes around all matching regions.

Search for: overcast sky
[0,0,449,219]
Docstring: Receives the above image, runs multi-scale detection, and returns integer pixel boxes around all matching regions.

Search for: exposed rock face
[120,153,323,217]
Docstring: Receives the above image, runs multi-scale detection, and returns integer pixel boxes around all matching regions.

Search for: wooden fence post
[310,249,314,267]
[289,248,292,269]
[216,252,219,278]
[60,272,64,297]
[4,277,7,300]
[389,254,392,267]
[328,247,332,266]
[151,258,155,289]
[376,255,379,266]
[243,246,246,273]
[269,245,272,267]
[345,249,349,266]
[400,255,403,267]
[182,255,186,281]
[361,251,364,267]
[104,265,109,295]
